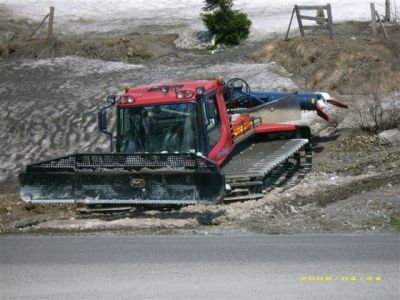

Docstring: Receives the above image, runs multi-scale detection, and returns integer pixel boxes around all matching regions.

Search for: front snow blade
[19,153,225,205]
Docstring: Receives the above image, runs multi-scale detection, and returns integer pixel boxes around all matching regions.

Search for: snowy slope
[0,58,298,181]
[0,0,390,35]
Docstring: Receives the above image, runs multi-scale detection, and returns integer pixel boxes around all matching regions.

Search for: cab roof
[118,80,220,107]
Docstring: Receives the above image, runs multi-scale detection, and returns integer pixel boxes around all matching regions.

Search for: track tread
[222,139,312,203]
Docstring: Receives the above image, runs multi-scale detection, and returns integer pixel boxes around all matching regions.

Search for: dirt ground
[1,15,400,234]
[0,9,179,63]
[255,22,400,94]
[0,8,266,66]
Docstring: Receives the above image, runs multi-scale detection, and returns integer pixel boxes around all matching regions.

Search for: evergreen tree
[202,0,252,46]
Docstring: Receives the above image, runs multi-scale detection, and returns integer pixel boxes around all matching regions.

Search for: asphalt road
[1,234,399,300]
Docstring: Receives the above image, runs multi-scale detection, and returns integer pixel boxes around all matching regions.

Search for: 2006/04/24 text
[300,276,382,281]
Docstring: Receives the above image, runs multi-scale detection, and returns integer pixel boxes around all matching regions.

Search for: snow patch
[0,0,390,36]
[17,57,144,76]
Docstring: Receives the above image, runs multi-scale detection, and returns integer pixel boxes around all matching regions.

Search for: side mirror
[107,95,116,105]
[205,99,217,119]
[97,97,116,152]
[97,109,108,132]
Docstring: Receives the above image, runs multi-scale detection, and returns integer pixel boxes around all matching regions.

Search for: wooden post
[47,6,55,39]
[376,11,390,40]
[1,44,11,58]
[385,0,391,22]
[316,7,325,25]
[29,14,49,38]
[285,8,296,41]
[294,5,305,37]
[326,4,335,38]
[370,3,377,37]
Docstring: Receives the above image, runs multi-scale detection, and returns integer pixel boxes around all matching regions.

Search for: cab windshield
[118,102,203,153]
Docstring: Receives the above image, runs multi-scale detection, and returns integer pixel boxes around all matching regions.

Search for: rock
[0,31,14,44]
[3,32,14,41]
[126,47,136,57]
[264,205,273,213]
[378,129,400,145]
[289,205,298,214]
[191,31,217,49]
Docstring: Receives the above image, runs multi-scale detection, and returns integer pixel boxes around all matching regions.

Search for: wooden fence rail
[371,2,389,41]
[286,4,335,40]
[29,6,55,40]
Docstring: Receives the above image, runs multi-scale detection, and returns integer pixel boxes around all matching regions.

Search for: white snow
[17,57,143,76]
[0,0,393,35]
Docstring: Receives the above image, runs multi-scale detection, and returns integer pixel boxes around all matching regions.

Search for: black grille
[26,153,215,171]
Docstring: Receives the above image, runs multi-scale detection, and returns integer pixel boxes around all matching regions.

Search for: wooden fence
[371,2,389,41]
[286,4,335,40]
[29,6,55,40]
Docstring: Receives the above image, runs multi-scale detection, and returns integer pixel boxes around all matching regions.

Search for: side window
[204,93,221,150]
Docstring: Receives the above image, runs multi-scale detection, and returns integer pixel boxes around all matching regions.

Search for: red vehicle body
[20,77,331,205]
[118,79,301,166]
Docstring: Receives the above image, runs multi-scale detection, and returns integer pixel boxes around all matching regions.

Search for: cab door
[204,90,235,165]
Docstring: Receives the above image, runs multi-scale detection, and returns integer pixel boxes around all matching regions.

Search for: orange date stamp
[300,276,382,281]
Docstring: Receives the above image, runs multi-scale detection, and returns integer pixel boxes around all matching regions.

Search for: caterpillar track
[222,138,312,203]
[78,138,312,213]
[19,137,312,208]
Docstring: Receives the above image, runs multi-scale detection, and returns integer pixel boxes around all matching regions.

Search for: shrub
[353,89,400,133]
[201,0,252,46]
